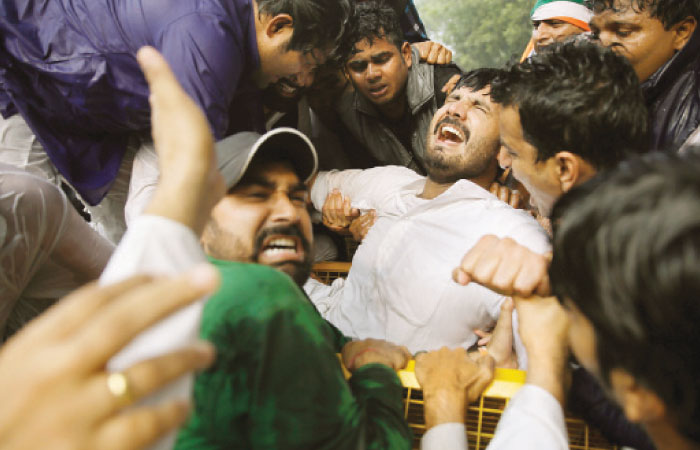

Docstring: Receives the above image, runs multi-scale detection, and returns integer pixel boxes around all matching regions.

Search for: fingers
[91,400,191,450]
[322,190,359,229]
[427,43,440,65]
[137,46,183,103]
[466,353,496,401]
[87,342,215,418]
[509,190,521,209]
[71,265,220,368]
[441,74,461,94]
[437,47,452,65]
[453,234,500,285]
[454,235,550,297]
[349,211,376,242]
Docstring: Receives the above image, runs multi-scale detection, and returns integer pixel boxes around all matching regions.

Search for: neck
[645,421,700,450]
[377,91,408,121]
[420,171,495,200]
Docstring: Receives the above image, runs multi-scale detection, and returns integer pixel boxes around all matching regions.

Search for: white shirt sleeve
[488,384,569,450]
[421,423,468,450]
[419,385,568,450]
[101,215,208,450]
[310,166,423,212]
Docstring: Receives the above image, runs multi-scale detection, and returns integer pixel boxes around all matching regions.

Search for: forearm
[348,364,413,450]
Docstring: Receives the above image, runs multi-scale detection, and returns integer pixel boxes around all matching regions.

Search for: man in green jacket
[175,128,413,449]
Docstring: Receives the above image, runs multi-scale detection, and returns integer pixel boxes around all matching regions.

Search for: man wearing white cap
[522,0,594,57]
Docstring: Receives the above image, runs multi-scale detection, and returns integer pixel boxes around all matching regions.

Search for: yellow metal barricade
[321,265,617,449]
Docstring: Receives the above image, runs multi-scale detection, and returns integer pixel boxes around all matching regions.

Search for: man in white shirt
[419,40,654,450]
[305,69,550,356]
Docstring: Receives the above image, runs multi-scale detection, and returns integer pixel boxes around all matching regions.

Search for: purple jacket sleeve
[156,14,245,139]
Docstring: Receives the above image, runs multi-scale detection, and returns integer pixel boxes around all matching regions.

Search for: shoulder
[204,261,307,321]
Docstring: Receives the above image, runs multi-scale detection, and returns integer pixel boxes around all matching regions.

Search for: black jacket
[643,27,700,152]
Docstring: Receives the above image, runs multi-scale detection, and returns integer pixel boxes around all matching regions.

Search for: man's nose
[366,63,381,82]
[596,30,614,48]
[445,99,467,118]
[270,193,300,224]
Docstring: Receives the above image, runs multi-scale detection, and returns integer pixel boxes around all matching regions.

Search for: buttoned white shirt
[305,166,550,354]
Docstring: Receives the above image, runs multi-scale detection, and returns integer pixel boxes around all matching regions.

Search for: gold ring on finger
[106,372,134,407]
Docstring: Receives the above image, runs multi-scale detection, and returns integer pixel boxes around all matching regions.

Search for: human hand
[513,295,569,405]
[489,182,522,209]
[138,46,225,236]
[415,348,494,429]
[322,189,360,231]
[349,210,376,242]
[413,41,453,65]
[341,338,411,372]
[453,235,552,297]
[441,74,461,94]
[484,298,517,369]
[0,267,219,449]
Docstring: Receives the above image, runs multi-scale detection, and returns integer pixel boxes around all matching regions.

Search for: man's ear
[401,42,413,68]
[265,14,294,39]
[671,16,697,51]
[555,152,596,193]
[610,369,667,424]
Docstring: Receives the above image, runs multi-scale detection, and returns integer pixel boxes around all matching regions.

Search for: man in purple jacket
[0,0,351,242]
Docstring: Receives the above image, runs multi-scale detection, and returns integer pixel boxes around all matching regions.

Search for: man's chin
[269,260,312,287]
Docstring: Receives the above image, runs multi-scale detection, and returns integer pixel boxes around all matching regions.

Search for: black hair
[586,0,700,29]
[491,38,649,170]
[549,150,700,444]
[257,0,353,62]
[348,0,405,55]
[454,68,503,93]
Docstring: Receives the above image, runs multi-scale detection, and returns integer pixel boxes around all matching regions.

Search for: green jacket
[175,260,412,449]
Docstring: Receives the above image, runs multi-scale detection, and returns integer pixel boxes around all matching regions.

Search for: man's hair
[257,0,353,61]
[454,68,502,93]
[586,0,700,29]
[549,150,700,444]
[491,39,648,170]
[348,0,405,55]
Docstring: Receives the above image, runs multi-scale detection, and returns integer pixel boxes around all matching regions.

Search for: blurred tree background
[415,0,535,70]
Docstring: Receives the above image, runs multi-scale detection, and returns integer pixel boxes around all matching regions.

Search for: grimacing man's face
[590,0,696,82]
[201,159,314,286]
[425,86,501,184]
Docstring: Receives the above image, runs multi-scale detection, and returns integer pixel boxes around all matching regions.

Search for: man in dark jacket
[338,0,463,174]
[0,0,351,241]
[589,0,699,152]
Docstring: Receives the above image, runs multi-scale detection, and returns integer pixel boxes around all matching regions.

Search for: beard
[202,220,313,287]
[253,225,313,287]
[425,117,499,184]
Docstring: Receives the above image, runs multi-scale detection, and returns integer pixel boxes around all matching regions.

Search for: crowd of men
[0,0,699,449]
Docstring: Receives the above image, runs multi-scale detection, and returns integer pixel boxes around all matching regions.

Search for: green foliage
[415,0,535,70]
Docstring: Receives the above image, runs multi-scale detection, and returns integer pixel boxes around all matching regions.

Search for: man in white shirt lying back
[304,69,550,357]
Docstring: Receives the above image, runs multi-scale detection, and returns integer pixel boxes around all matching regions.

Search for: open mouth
[258,235,304,264]
[437,122,467,144]
[277,79,301,97]
[368,84,388,98]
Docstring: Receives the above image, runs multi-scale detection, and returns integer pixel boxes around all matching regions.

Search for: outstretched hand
[139,46,225,235]
[0,267,219,449]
